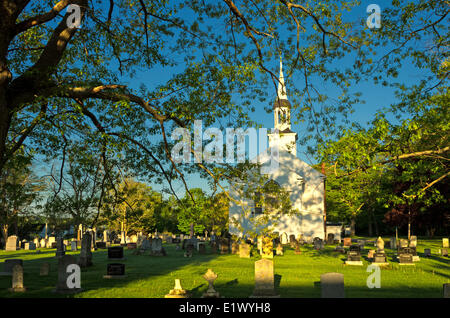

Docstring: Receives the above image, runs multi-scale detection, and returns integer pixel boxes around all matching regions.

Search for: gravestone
[40,238,46,248]
[444,284,450,298]
[33,238,40,248]
[280,233,288,245]
[231,242,239,254]
[250,259,279,297]
[321,273,345,298]
[327,233,335,245]
[294,242,302,255]
[357,239,365,250]
[442,248,448,257]
[390,237,397,250]
[71,241,78,251]
[443,238,449,248]
[343,237,352,247]
[55,237,65,258]
[55,255,82,294]
[239,243,251,258]
[47,236,56,248]
[184,244,194,258]
[313,237,324,250]
[9,265,26,292]
[25,242,36,250]
[108,246,125,260]
[165,279,189,298]
[202,269,220,298]
[261,236,273,259]
[78,232,92,267]
[150,238,166,256]
[373,236,388,265]
[276,243,284,256]
[104,263,126,279]
[424,248,431,257]
[345,245,363,265]
[219,238,230,254]
[5,235,18,251]
[399,239,409,248]
[40,262,50,276]
[398,247,414,265]
[0,259,23,276]
[127,242,137,249]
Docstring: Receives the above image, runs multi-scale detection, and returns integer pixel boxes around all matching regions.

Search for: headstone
[442,248,448,257]
[443,238,449,248]
[47,236,56,248]
[202,269,220,298]
[276,243,284,256]
[327,234,335,245]
[424,248,431,257]
[294,242,302,255]
[409,236,417,248]
[40,262,50,276]
[108,246,125,260]
[313,237,324,250]
[71,241,78,251]
[289,234,296,244]
[231,242,239,254]
[55,255,82,294]
[5,235,19,251]
[165,279,189,298]
[40,238,46,248]
[56,237,65,258]
[398,247,414,265]
[184,243,194,257]
[321,273,345,298]
[9,265,26,292]
[280,233,288,245]
[250,259,279,297]
[343,237,352,247]
[127,242,137,249]
[103,230,109,243]
[399,238,409,248]
[390,237,397,250]
[150,238,166,256]
[33,238,40,248]
[239,243,251,258]
[219,238,230,254]
[78,232,92,267]
[261,236,273,259]
[345,245,362,265]
[444,283,450,298]
[104,263,126,279]
[357,239,365,250]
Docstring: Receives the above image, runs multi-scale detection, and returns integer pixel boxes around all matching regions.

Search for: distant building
[228,58,326,241]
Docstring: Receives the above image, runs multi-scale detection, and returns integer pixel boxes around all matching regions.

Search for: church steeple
[268,57,298,156]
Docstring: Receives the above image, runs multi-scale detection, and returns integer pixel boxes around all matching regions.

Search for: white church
[228,59,326,242]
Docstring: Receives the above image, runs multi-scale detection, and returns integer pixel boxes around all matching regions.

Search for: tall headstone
[443,238,449,248]
[78,232,93,267]
[250,259,279,297]
[9,265,26,292]
[150,238,166,256]
[55,255,82,294]
[5,235,18,251]
[56,237,65,257]
[103,230,109,243]
[280,233,288,245]
[321,273,345,298]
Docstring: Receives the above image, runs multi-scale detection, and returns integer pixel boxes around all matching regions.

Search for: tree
[100,178,162,235]
[0,150,42,243]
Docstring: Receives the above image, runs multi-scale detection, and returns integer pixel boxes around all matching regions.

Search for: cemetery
[0,0,448,304]
[0,235,449,298]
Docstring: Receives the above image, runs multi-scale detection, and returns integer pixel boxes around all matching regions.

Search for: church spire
[277,56,288,100]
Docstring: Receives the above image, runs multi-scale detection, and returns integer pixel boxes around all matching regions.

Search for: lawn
[0,237,448,298]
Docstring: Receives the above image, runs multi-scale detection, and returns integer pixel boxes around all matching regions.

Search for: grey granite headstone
[9,264,26,292]
[250,259,279,297]
[321,273,345,298]
[78,232,92,267]
[239,243,251,258]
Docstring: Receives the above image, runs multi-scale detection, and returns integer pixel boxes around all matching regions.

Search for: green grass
[0,237,448,298]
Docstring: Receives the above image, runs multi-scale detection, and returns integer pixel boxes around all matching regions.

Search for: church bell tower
[268,57,298,156]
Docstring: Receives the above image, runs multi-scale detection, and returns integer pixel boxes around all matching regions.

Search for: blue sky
[31,0,434,199]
